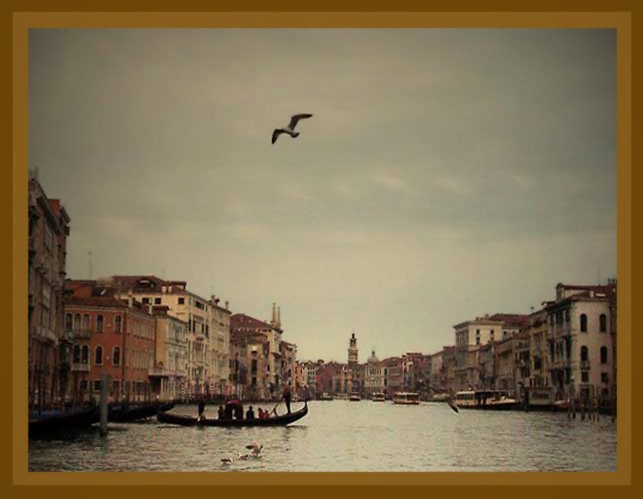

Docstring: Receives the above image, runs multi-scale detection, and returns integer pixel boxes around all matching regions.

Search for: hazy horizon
[29,28,616,362]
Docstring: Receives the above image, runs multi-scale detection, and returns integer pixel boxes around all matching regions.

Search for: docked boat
[453,390,519,410]
[109,401,175,422]
[371,392,386,402]
[319,393,334,401]
[430,392,450,402]
[156,401,308,427]
[349,393,361,401]
[29,405,99,437]
[392,392,420,405]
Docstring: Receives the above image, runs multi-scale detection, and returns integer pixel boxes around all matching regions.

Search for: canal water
[28,400,617,472]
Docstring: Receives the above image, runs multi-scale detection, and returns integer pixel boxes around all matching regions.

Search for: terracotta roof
[66,296,129,309]
[230,313,274,331]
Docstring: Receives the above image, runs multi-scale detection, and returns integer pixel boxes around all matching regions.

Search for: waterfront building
[441,346,457,394]
[149,305,188,400]
[315,361,342,396]
[65,281,155,402]
[477,342,495,390]
[280,340,297,387]
[494,334,518,394]
[110,276,231,398]
[427,350,444,396]
[209,296,232,396]
[28,175,71,411]
[453,315,503,390]
[363,350,386,397]
[545,282,617,408]
[402,352,431,397]
[230,305,295,400]
[381,357,403,398]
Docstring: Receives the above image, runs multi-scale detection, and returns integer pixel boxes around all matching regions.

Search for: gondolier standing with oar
[283,383,292,414]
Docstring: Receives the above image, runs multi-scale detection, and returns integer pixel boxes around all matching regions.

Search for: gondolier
[283,384,292,414]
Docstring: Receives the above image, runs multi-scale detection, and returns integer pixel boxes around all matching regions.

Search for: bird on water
[272,113,313,144]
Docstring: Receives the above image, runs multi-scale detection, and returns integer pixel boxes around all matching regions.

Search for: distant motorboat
[371,392,386,402]
[454,390,519,410]
[319,393,334,401]
[349,393,361,401]
[392,392,420,405]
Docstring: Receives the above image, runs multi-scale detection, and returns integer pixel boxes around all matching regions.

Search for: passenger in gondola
[218,405,225,419]
[234,403,244,420]
[223,402,234,420]
[246,406,255,419]
[257,408,265,419]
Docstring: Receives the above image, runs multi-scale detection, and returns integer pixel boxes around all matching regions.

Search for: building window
[81,345,89,364]
[115,315,122,333]
[154,298,161,304]
[601,372,609,384]
[93,380,102,392]
[178,297,185,305]
[65,313,73,332]
[73,345,80,363]
[599,314,607,332]
[113,347,121,366]
[73,314,81,331]
[600,346,608,364]
[142,297,150,304]
[581,372,589,383]
[97,315,104,333]
[580,314,588,332]
[95,345,103,365]
[580,346,589,362]
[82,314,90,331]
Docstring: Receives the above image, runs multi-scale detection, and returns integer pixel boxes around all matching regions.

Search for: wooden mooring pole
[99,371,112,436]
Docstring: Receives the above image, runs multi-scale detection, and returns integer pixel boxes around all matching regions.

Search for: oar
[270,399,281,416]
[447,397,460,414]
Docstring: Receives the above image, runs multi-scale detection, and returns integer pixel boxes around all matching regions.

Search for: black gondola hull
[157,402,308,427]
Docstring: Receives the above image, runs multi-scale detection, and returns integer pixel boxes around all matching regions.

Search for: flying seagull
[272,113,313,144]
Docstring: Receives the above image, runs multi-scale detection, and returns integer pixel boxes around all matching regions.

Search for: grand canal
[28,400,617,472]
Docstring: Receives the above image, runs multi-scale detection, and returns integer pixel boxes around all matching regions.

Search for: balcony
[71,362,90,372]
[70,329,92,339]
[37,325,58,343]
[579,360,591,370]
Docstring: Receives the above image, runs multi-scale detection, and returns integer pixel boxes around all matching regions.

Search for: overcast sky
[28,28,616,362]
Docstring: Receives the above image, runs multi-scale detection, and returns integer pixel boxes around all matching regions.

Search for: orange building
[65,281,156,402]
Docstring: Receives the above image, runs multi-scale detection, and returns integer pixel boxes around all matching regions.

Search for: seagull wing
[272,129,283,144]
[288,113,313,130]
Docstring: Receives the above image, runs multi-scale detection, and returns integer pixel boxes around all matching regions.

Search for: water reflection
[29,401,616,472]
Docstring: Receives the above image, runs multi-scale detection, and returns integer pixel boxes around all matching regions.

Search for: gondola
[109,401,175,423]
[29,405,100,437]
[156,401,308,427]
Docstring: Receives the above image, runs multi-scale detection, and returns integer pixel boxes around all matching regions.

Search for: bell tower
[348,332,358,366]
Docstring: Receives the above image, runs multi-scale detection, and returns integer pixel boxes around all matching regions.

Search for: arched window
[82,314,90,331]
[81,345,89,364]
[599,314,607,332]
[580,314,588,333]
[95,346,103,365]
[65,313,73,331]
[115,316,122,333]
[113,347,121,366]
[73,314,81,331]
[73,345,80,363]
[580,346,589,361]
[96,315,104,333]
[601,346,608,364]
